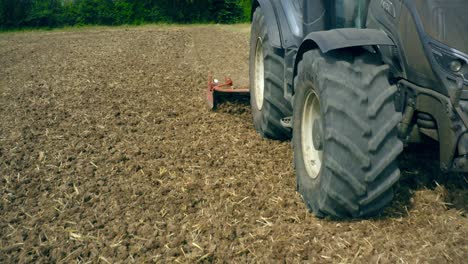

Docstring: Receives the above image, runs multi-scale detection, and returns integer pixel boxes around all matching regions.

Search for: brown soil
[0,25,467,263]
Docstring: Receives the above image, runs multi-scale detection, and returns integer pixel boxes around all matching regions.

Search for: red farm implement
[206,73,249,110]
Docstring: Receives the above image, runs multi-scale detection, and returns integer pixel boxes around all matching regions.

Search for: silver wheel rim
[301,89,323,179]
[254,37,264,110]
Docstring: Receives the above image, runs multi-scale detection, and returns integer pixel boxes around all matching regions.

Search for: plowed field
[1,25,467,263]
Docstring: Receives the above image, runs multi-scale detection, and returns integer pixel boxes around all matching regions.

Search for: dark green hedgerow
[0,0,252,30]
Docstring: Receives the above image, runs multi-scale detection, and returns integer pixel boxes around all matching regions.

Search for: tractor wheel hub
[312,119,323,151]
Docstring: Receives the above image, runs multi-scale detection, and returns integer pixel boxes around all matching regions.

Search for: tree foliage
[0,0,252,29]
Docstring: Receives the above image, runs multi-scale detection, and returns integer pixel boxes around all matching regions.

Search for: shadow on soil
[216,100,467,220]
[387,141,468,218]
[213,95,251,115]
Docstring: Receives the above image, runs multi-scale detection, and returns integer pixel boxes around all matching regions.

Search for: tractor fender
[300,28,395,54]
[252,0,281,48]
[293,28,396,83]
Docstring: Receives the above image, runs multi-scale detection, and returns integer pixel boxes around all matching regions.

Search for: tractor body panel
[367,0,468,169]
[368,0,468,96]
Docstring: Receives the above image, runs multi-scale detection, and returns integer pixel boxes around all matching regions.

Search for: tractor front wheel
[293,49,403,218]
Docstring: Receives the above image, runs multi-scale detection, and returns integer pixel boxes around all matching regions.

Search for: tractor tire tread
[293,49,403,218]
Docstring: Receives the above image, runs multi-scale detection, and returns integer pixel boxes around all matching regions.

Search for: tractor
[248,0,468,218]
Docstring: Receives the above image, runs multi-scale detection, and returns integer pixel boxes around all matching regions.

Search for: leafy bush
[0,0,252,30]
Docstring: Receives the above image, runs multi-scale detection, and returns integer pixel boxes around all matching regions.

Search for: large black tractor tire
[293,49,403,218]
[249,7,292,140]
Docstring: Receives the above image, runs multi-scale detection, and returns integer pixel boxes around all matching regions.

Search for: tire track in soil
[0,25,467,263]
